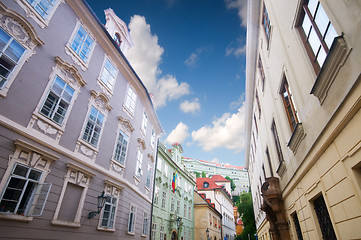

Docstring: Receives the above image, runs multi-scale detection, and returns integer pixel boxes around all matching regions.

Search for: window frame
[99,195,117,229]
[258,54,265,91]
[81,106,105,148]
[262,2,272,48]
[161,191,166,209]
[127,204,137,234]
[145,164,152,189]
[280,76,299,132]
[97,56,118,93]
[112,129,129,166]
[142,211,149,236]
[15,0,62,28]
[296,0,338,74]
[141,110,148,136]
[134,149,143,179]
[123,85,137,116]
[65,20,96,71]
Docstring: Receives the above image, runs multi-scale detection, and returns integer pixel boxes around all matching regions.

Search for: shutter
[26,182,52,217]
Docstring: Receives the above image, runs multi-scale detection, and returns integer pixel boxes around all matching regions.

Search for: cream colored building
[244,0,361,240]
[194,192,222,240]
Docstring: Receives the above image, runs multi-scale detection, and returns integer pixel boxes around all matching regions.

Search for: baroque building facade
[244,0,361,239]
[152,142,195,240]
[183,157,249,195]
[0,1,162,239]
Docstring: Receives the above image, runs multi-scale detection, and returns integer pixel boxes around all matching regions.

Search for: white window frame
[157,158,162,171]
[161,191,166,209]
[65,20,96,71]
[81,106,105,147]
[123,85,137,116]
[97,180,122,232]
[151,222,157,240]
[52,163,94,227]
[99,195,117,229]
[142,211,149,237]
[135,150,143,179]
[112,129,129,166]
[141,110,148,136]
[160,225,165,240]
[15,0,63,28]
[154,186,159,205]
[127,204,137,234]
[145,164,152,189]
[170,197,175,213]
[0,140,57,222]
[29,57,85,142]
[150,129,156,150]
[97,56,118,93]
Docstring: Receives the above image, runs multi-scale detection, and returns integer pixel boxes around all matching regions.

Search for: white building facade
[183,157,249,195]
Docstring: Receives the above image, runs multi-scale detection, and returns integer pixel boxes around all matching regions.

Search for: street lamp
[175,216,181,240]
[88,191,107,219]
[206,228,210,240]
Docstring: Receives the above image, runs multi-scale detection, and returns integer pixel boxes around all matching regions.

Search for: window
[157,158,162,171]
[151,129,156,149]
[135,150,143,178]
[170,197,175,212]
[40,76,75,125]
[100,195,117,229]
[161,191,166,208]
[99,58,118,91]
[145,165,152,189]
[0,163,47,216]
[114,33,122,48]
[258,55,265,90]
[0,27,25,89]
[176,200,180,215]
[292,212,304,240]
[271,120,284,164]
[124,86,137,115]
[255,90,261,118]
[82,106,105,147]
[151,223,157,240]
[265,147,274,177]
[262,3,271,43]
[164,165,168,178]
[113,130,129,165]
[154,186,159,205]
[141,111,148,134]
[70,25,94,63]
[297,0,337,73]
[26,0,56,19]
[142,212,149,236]
[160,225,165,240]
[203,181,209,188]
[313,195,337,240]
[184,203,187,217]
[281,77,299,132]
[128,205,136,233]
[188,206,191,219]
[253,114,258,136]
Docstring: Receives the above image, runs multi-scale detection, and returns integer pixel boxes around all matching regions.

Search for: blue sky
[87,0,248,167]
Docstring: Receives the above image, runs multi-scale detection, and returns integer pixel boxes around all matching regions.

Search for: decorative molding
[75,140,97,161]
[110,159,125,175]
[311,35,350,104]
[148,153,154,162]
[37,119,58,135]
[79,145,94,157]
[276,161,287,178]
[0,3,44,47]
[138,138,146,150]
[104,179,123,196]
[90,90,113,112]
[287,123,306,154]
[54,56,86,86]
[133,175,140,186]
[118,116,134,133]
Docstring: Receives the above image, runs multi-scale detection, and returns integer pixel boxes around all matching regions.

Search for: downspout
[214,189,223,240]
[149,138,160,239]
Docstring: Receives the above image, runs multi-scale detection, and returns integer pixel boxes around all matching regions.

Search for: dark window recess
[313,195,337,240]
[293,212,304,240]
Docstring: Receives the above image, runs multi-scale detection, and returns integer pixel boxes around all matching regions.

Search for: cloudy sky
[87,0,248,166]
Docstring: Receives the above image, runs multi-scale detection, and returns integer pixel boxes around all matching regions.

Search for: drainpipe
[214,189,223,240]
[149,138,160,239]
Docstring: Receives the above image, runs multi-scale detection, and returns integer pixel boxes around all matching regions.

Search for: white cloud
[225,0,248,27]
[211,158,220,163]
[180,98,201,114]
[165,122,189,145]
[125,15,189,108]
[184,47,212,67]
[191,102,246,152]
[225,41,246,57]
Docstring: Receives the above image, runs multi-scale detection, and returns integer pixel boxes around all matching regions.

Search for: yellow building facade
[244,0,361,239]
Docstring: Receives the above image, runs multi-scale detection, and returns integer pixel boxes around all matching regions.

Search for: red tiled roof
[182,157,244,170]
[237,219,243,225]
[196,178,223,190]
[211,175,230,182]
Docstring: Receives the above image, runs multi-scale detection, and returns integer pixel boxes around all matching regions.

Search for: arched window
[114,33,122,47]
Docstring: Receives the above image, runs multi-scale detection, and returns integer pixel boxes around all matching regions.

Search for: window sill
[287,123,306,154]
[141,234,147,238]
[97,226,115,232]
[51,219,81,228]
[122,106,135,119]
[310,35,349,104]
[126,231,135,236]
[0,213,33,222]
[276,161,286,178]
[64,45,88,71]
[134,175,140,185]
[97,78,114,96]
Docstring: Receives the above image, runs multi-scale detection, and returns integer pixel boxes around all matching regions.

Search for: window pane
[314,4,329,36]
[317,47,327,67]
[0,28,11,49]
[29,169,42,181]
[308,28,321,57]
[13,164,28,177]
[302,15,312,38]
[5,40,25,62]
[307,0,318,17]
[324,24,337,49]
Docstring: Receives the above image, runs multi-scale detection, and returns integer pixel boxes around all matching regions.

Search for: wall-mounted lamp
[88,191,106,219]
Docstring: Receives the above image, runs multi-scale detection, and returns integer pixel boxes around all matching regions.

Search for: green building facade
[151,142,195,240]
